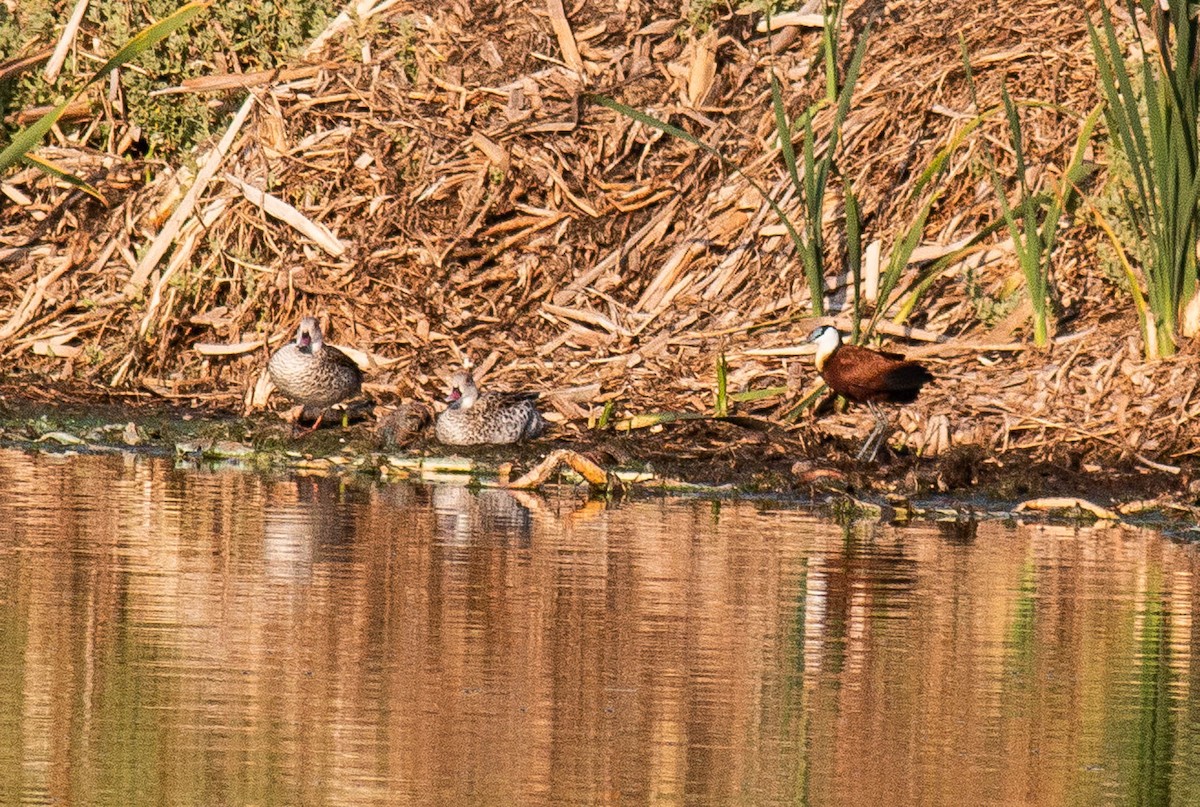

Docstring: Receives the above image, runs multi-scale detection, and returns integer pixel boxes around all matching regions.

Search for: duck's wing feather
[325,346,364,377]
[486,390,540,406]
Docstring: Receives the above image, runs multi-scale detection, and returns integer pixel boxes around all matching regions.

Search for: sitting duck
[435,370,546,446]
[268,316,362,430]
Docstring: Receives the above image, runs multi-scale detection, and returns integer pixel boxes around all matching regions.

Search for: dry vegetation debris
[0,0,1198,471]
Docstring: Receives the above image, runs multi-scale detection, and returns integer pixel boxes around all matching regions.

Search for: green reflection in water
[1132,586,1173,807]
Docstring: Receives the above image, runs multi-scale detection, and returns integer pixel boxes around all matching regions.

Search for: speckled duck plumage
[435,371,546,446]
[268,317,362,413]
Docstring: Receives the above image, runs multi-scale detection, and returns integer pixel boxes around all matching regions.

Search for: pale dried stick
[544,0,584,77]
[224,174,346,256]
[44,0,89,83]
[1015,497,1120,520]
[124,95,254,298]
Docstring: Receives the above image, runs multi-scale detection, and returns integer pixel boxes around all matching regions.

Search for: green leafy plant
[878,101,1097,341]
[769,9,869,317]
[1089,0,1200,358]
[962,48,1101,347]
[863,122,984,339]
[0,1,210,194]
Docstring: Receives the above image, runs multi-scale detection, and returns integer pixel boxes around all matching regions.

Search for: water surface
[0,449,1196,806]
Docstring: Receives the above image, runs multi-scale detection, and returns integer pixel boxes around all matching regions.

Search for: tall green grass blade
[88,2,209,79]
[821,1,840,101]
[832,20,870,138]
[873,190,938,330]
[771,74,802,196]
[801,112,824,315]
[1043,102,1103,268]
[1099,8,1155,213]
[1060,103,1103,210]
[844,179,862,342]
[1002,84,1049,345]
[0,99,73,172]
[1001,86,1028,191]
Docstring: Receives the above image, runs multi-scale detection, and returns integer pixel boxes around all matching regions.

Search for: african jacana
[808,325,933,461]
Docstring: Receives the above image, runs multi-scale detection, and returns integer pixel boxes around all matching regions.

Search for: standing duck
[435,370,546,446]
[808,325,933,461]
[268,316,363,431]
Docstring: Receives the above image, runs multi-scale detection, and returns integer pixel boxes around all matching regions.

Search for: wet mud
[0,390,1194,533]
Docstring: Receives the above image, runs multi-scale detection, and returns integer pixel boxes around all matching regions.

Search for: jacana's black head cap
[808,324,836,342]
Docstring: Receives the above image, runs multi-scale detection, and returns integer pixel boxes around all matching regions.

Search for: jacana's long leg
[857,421,883,461]
[856,404,879,460]
[872,405,893,461]
[858,402,891,462]
[865,419,886,462]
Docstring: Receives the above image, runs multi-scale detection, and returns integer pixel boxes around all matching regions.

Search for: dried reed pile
[1,0,1197,467]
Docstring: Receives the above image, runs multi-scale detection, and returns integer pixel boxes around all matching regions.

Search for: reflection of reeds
[0,453,1196,803]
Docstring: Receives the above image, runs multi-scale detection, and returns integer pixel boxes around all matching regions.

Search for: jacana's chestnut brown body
[808,325,933,459]
[814,342,932,403]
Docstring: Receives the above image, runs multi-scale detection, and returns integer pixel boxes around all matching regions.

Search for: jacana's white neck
[812,329,842,372]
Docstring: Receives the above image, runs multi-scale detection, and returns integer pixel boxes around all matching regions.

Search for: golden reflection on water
[0,448,1197,805]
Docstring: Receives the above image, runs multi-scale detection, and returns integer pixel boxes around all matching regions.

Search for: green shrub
[0,0,337,157]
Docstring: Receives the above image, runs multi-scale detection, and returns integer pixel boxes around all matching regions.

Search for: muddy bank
[0,388,1193,531]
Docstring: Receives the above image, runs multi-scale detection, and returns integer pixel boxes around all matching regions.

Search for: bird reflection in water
[261,476,365,578]
[432,485,537,548]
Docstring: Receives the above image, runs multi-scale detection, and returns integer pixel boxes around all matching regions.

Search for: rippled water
[0,449,1197,805]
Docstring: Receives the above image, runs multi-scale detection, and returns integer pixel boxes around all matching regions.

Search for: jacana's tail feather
[880,362,933,403]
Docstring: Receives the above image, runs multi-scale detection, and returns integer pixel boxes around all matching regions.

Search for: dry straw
[0,0,1197,465]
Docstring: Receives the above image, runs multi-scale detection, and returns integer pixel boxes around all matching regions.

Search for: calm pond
[0,448,1196,806]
